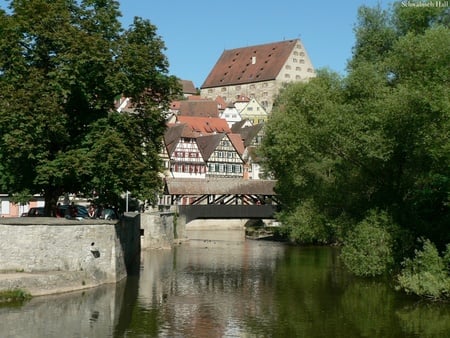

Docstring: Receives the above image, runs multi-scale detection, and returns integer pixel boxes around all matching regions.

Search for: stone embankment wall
[140,211,182,249]
[0,215,140,295]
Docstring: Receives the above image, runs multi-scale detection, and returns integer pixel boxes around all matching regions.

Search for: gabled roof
[238,123,264,147]
[178,100,219,117]
[164,123,201,155]
[179,79,197,94]
[231,119,251,132]
[228,133,245,156]
[164,124,185,156]
[201,39,299,88]
[215,96,227,110]
[196,133,224,161]
[196,133,245,161]
[177,116,230,134]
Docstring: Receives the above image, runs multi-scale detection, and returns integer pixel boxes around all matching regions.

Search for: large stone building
[200,39,315,113]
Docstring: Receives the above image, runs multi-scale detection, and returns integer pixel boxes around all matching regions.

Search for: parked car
[57,204,89,219]
[24,207,45,217]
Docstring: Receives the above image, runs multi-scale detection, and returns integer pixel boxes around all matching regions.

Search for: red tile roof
[201,39,299,88]
[176,116,231,135]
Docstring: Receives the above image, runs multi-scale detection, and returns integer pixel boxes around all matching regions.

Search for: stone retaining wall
[140,211,182,249]
[0,215,140,295]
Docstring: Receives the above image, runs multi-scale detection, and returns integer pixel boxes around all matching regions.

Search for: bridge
[163,178,280,224]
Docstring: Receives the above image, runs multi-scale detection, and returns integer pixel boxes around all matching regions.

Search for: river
[1,229,449,337]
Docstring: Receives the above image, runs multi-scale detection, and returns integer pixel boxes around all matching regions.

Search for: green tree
[397,239,450,300]
[261,1,449,254]
[0,0,180,215]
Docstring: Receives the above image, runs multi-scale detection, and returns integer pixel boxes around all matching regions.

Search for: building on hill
[162,123,206,178]
[238,97,268,125]
[196,133,245,178]
[233,122,265,148]
[231,122,265,179]
[200,39,315,113]
[219,102,242,128]
[179,79,197,97]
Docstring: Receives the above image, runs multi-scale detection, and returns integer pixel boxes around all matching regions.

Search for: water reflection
[1,229,449,338]
[0,280,127,338]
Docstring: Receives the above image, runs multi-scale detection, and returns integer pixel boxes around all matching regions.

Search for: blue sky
[118,0,393,88]
[1,0,394,88]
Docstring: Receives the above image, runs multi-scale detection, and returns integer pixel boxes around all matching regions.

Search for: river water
[1,229,449,338]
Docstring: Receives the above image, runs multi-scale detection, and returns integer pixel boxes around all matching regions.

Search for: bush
[281,200,334,244]
[341,210,396,277]
[396,239,450,300]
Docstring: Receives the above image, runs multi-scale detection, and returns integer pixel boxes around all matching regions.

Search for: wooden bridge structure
[163,178,280,224]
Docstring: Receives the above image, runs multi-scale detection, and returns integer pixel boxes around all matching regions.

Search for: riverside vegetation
[260,1,450,300]
[0,289,31,306]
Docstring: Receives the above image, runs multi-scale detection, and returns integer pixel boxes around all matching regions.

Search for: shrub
[397,239,450,300]
[281,200,334,244]
[0,289,31,304]
[341,210,396,277]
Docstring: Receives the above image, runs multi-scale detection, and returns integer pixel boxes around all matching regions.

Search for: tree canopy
[0,0,180,214]
[261,0,449,252]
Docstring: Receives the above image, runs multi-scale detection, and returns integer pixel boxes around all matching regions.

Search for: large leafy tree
[261,1,449,250]
[0,0,180,215]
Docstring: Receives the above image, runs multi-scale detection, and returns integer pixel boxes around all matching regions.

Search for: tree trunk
[44,186,63,217]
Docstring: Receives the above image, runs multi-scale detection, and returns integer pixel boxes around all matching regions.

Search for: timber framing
[163,178,279,206]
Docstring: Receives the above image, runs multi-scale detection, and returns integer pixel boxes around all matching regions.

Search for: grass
[0,289,32,305]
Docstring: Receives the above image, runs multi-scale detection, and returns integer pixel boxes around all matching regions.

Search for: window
[285,65,291,70]
[293,58,297,63]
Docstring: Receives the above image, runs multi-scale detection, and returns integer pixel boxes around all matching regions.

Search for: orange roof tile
[177,116,230,135]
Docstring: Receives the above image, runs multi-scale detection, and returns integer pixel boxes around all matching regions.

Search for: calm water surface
[1,229,449,338]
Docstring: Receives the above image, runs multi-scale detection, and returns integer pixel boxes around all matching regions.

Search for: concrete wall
[0,215,140,288]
